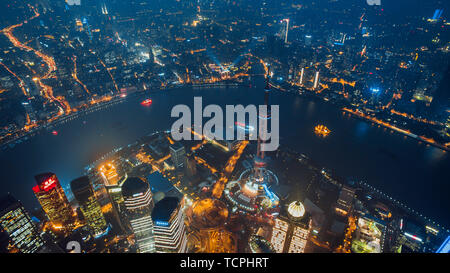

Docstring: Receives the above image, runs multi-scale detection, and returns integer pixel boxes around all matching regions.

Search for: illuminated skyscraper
[313,71,320,89]
[335,185,355,216]
[335,186,355,216]
[299,67,304,85]
[101,3,109,15]
[33,173,75,232]
[99,163,120,186]
[122,177,155,253]
[270,201,311,253]
[70,176,108,237]
[0,194,44,253]
[151,197,187,253]
[170,142,186,169]
[281,19,289,43]
[21,101,37,123]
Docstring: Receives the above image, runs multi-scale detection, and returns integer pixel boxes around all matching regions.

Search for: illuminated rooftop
[287,201,305,218]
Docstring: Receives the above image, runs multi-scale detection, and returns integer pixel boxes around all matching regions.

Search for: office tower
[281,19,289,43]
[33,173,75,232]
[70,176,108,237]
[170,142,186,169]
[99,163,120,186]
[313,71,320,89]
[185,157,197,177]
[270,201,311,253]
[104,174,129,234]
[122,177,155,253]
[105,173,127,212]
[335,185,355,216]
[66,0,81,6]
[305,35,312,46]
[151,197,187,253]
[299,67,304,85]
[0,194,44,253]
[22,101,37,123]
[101,3,108,15]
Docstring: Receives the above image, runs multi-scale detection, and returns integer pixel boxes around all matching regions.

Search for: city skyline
[0,0,449,255]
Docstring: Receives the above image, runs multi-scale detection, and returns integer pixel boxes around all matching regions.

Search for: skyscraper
[281,19,289,43]
[299,67,304,85]
[305,35,312,46]
[99,163,120,186]
[0,194,44,253]
[70,176,108,237]
[313,71,320,89]
[270,201,311,253]
[335,185,355,216]
[170,142,186,169]
[33,173,75,233]
[122,177,155,253]
[151,197,187,253]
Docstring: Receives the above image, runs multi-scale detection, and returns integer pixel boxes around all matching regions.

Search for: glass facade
[0,194,44,253]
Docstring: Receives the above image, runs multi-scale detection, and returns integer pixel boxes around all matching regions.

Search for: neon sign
[42,178,57,190]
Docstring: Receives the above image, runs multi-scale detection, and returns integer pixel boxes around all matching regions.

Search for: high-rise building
[313,71,320,89]
[70,176,108,237]
[22,101,37,123]
[299,67,304,85]
[151,197,187,253]
[281,19,289,43]
[305,35,312,46]
[99,163,120,186]
[270,201,311,253]
[185,157,197,177]
[0,194,44,253]
[335,185,355,216]
[122,177,155,253]
[170,142,186,169]
[33,173,75,232]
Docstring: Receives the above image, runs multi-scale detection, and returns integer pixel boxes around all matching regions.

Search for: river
[1,85,449,227]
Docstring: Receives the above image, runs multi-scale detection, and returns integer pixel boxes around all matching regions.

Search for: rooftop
[151,197,180,223]
[147,171,175,193]
[121,177,149,198]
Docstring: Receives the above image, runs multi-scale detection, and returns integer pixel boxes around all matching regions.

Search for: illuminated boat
[141,99,152,106]
[51,130,58,136]
[314,125,331,137]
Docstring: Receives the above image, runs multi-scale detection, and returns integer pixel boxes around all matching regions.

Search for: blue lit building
[151,197,187,253]
[122,177,155,253]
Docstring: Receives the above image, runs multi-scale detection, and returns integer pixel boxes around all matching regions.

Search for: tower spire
[255,66,271,174]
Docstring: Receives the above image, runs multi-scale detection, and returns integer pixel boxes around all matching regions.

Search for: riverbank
[269,81,450,153]
[342,107,449,152]
[0,82,250,150]
[0,85,448,228]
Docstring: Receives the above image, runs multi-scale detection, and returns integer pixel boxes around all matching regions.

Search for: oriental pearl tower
[224,69,279,214]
